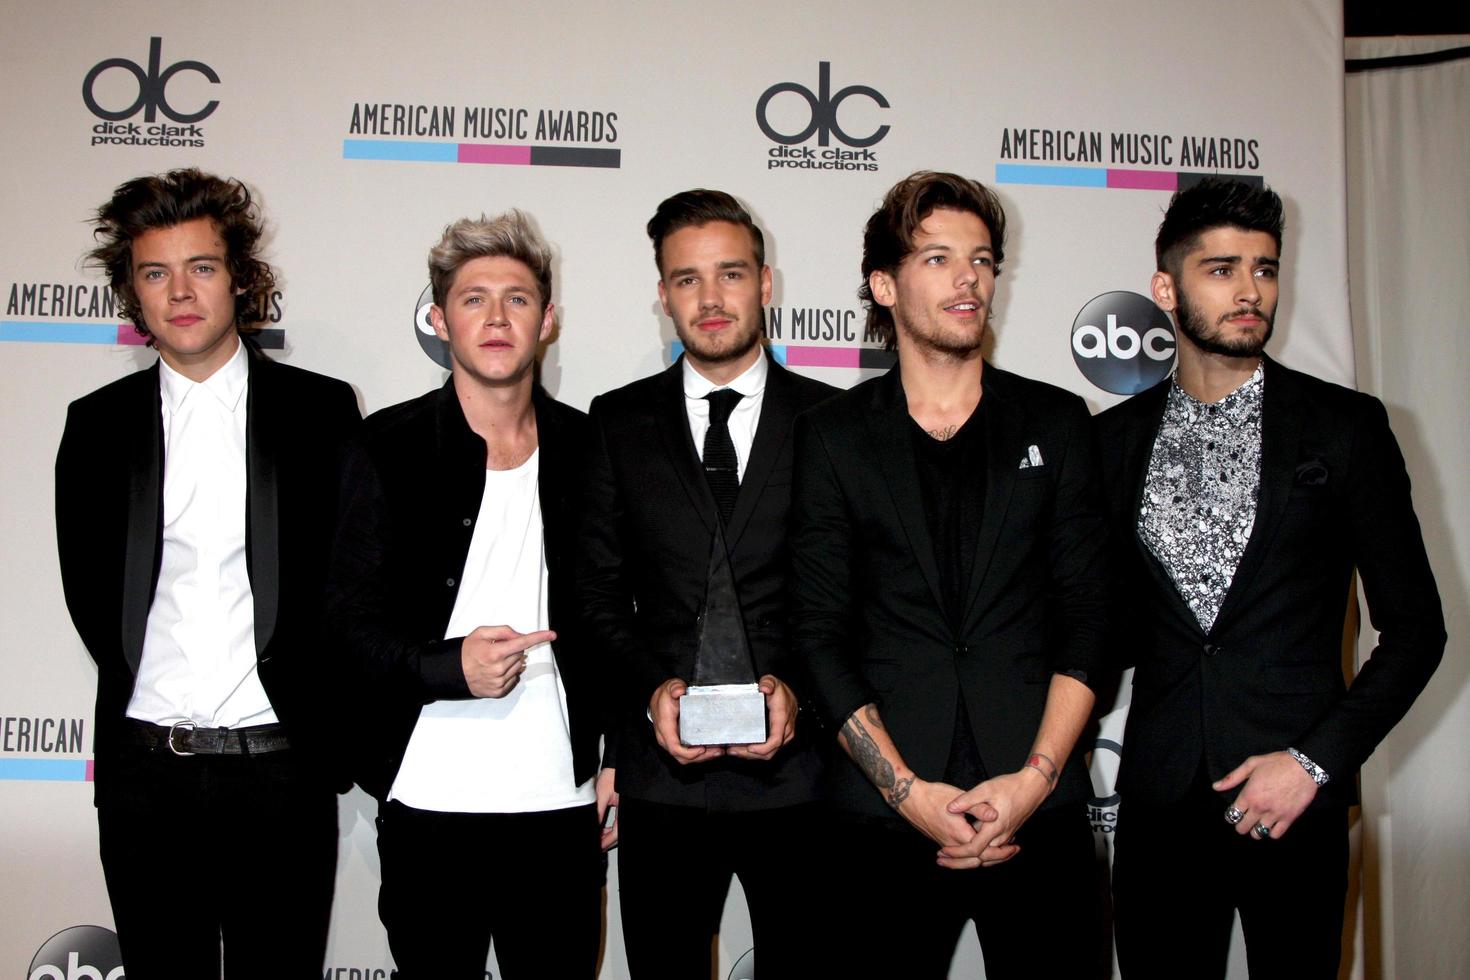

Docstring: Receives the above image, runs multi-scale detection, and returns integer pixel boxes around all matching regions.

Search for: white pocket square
[1018,444,1044,468]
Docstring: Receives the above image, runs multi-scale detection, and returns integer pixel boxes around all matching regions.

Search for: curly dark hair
[87,168,276,342]
[859,171,1007,352]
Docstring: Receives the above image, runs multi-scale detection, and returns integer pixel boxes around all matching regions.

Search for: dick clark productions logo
[83,36,219,139]
[757,62,888,171]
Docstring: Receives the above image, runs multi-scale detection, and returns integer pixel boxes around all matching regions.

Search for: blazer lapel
[245,350,281,657]
[959,371,1021,628]
[865,369,948,616]
[725,354,790,551]
[1211,357,1301,633]
[654,360,719,535]
[120,365,164,675]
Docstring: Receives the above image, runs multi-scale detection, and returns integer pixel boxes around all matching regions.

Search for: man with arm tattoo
[791,172,1110,978]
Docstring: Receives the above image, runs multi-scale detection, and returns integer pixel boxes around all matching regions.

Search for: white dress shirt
[682,352,767,482]
[128,340,276,728]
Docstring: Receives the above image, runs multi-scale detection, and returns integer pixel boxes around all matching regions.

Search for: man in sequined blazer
[1097,178,1444,979]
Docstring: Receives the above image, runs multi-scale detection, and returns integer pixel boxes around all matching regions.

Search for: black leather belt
[125,720,292,756]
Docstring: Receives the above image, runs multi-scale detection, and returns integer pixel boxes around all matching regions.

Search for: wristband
[1288,747,1330,786]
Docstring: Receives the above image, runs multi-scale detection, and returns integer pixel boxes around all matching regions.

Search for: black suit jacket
[1096,356,1445,808]
[791,363,1108,821]
[326,381,601,802]
[578,354,837,810]
[55,343,362,802]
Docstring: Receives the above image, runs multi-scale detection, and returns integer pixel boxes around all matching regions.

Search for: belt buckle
[166,720,197,757]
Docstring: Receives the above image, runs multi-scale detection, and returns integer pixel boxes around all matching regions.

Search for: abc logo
[413,284,451,369]
[755,62,889,148]
[28,925,123,980]
[1071,291,1175,395]
[82,37,219,124]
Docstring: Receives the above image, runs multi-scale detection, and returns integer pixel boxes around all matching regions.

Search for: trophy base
[679,683,766,746]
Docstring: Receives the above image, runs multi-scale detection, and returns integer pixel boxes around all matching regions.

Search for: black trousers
[376,800,604,980]
[827,802,1109,980]
[616,798,827,980]
[1113,776,1349,980]
[96,739,338,980]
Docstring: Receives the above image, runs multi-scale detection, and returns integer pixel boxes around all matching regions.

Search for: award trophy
[678,523,766,746]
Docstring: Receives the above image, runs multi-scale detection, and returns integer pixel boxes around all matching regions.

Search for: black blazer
[1096,356,1445,808]
[791,364,1109,821]
[326,381,601,802]
[578,354,837,810]
[55,344,362,801]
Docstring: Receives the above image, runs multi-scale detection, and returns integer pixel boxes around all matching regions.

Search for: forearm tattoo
[842,710,909,809]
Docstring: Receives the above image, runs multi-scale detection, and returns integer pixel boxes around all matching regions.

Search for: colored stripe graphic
[996,164,1106,188]
[345,139,620,169]
[779,345,896,370]
[996,164,1263,191]
[671,342,895,370]
[0,759,93,781]
[0,321,140,345]
[0,323,285,348]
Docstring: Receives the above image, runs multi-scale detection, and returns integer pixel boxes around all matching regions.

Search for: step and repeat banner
[1,1,1350,976]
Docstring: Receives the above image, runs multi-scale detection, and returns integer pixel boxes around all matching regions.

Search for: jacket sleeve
[788,412,875,730]
[574,399,670,733]
[1294,395,1445,778]
[325,439,471,704]
[54,398,121,666]
[1042,397,1110,688]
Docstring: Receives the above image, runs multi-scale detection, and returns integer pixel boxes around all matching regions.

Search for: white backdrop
[1,2,1366,976]
[1346,35,1470,980]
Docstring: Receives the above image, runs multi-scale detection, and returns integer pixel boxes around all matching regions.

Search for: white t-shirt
[389,448,593,812]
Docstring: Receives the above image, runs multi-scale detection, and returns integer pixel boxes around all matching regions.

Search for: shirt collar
[158,336,248,414]
[1168,362,1264,425]
[682,349,768,400]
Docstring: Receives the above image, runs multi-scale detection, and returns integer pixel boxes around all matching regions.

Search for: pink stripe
[1107,169,1177,191]
[784,346,860,368]
[458,143,532,165]
[115,324,147,345]
[86,759,95,781]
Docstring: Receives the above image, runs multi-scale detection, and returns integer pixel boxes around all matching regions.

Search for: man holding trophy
[578,189,836,979]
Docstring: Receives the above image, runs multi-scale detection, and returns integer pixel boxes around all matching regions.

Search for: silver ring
[1224,805,1244,826]
[1254,822,1272,839]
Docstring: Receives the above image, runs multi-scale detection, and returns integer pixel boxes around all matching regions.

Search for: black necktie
[703,389,743,523]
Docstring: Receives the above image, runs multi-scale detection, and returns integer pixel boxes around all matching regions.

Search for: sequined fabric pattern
[1138,366,1264,631]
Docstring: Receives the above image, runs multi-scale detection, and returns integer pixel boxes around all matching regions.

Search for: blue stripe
[0,759,88,781]
[0,321,118,344]
[995,163,1106,187]
[343,139,458,162]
